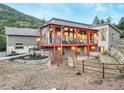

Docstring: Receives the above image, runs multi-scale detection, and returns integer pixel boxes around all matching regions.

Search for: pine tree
[106,17,112,24]
[92,16,100,25]
[100,19,105,24]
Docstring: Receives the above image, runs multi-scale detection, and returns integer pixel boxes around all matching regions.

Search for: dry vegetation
[0,58,124,90]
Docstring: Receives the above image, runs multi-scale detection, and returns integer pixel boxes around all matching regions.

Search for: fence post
[102,62,105,79]
[82,60,84,73]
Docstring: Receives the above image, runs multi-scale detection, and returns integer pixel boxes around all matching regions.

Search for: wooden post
[75,29,79,60]
[60,26,63,64]
[53,46,56,64]
[87,31,90,58]
[82,60,84,73]
[102,62,105,79]
[53,25,56,43]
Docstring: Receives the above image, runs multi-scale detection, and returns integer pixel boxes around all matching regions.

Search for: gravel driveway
[0,52,6,57]
[0,59,124,90]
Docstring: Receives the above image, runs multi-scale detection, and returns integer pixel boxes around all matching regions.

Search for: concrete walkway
[0,54,29,61]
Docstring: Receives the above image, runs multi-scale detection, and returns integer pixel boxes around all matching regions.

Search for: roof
[41,18,92,28]
[89,23,121,33]
[5,27,39,36]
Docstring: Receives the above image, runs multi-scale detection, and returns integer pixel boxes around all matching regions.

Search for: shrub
[30,52,48,60]
[9,50,16,56]
[0,35,6,51]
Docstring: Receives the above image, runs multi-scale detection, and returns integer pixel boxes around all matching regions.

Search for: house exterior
[5,18,121,65]
[40,18,99,64]
[39,18,121,64]
[5,27,39,55]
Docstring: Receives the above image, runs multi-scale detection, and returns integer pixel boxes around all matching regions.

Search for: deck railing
[42,38,97,44]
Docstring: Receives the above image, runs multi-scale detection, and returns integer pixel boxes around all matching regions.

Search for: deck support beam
[60,26,64,64]
[75,28,79,59]
[53,46,56,64]
[53,25,56,64]
[87,30,90,58]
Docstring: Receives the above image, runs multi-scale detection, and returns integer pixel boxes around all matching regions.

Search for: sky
[4,3,124,24]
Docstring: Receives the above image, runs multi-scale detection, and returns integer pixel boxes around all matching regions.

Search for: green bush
[8,50,17,56]
[0,35,6,51]
[30,52,48,60]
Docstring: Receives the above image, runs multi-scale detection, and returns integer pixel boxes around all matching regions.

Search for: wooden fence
[80,60,124,79]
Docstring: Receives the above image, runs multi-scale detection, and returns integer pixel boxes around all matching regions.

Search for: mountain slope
[0,4,46,51]
[0,4,46,34]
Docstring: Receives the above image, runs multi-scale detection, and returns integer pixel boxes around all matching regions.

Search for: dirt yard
[0,59,124,90]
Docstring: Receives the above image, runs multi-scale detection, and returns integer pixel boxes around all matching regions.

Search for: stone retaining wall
[14,56,51,65]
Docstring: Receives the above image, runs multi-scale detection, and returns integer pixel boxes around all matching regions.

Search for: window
[100,28,107,41]
[15,43,24,49]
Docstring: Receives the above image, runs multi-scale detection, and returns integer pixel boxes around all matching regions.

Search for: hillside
[0,4,46,35]
[0,4,46,51]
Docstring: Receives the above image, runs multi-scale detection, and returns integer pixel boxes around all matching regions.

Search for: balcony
[42,38,97,45]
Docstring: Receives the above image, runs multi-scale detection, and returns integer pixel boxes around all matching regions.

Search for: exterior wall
[7,35,38,55]
[64,47,87,57]
[108,26,120,47]
[90,25,120,52]
[90,25,109,51]
[64,47,75,57]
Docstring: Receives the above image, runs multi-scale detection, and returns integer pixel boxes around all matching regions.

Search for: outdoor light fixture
[58,47,61,51]
[49,28,53,31]
[70,28,73,31]
[64,27,68,31]
[57,32,61,36]
[91,46,96,50]
[71,47,75,50]
[36,37,40,42]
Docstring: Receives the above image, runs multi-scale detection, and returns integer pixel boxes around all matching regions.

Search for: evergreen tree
[100,19,105,24]
[106,17,112,24]
[118,17,124,30]
[92,16,100,25]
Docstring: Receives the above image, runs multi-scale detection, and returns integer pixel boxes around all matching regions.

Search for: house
[5,18,121,65]
[40,18,98,64]
[5,27,40,55]
[39,18,121,64]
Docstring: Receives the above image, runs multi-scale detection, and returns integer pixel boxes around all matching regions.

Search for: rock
[76,71,82,75]
[94,80,103,85]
